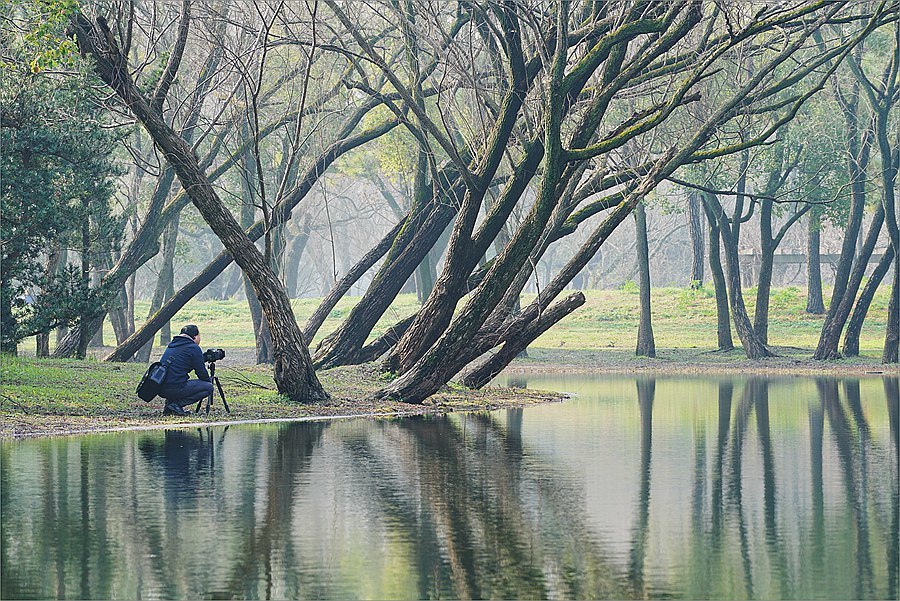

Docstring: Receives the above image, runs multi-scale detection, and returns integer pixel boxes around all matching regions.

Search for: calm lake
[2,374,897,600]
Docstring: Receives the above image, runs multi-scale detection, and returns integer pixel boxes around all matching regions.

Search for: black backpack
[135,358,173,402]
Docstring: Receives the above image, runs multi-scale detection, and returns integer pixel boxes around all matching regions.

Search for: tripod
[196,362,230,414]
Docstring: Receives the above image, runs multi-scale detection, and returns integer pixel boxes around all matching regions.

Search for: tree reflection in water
[1,375,897,599]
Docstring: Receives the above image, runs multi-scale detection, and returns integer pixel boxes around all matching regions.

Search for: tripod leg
[215,376,230,413]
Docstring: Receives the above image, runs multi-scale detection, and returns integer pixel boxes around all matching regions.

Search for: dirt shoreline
[2,347,896,439]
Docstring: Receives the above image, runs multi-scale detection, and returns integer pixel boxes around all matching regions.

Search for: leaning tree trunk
[687,191,705,288]
[702,192,773,359]
[814,86,871,359]
[240,143,273,364]
[73,14,327,402]
[312,188,461,369]
[383,140,545,376]
[462,292,585,389]
[707,215,734,351]
[634,202,656,357]
[806,212,825,314]
[843,245,894,357]
[884,254,899,364]
[816,204,884,359]
[102,110,396,363]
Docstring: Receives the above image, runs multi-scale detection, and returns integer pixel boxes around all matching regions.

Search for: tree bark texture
[312,179,464,369]
[634,202,656,357]
[815,84,872,359]
[702,191,773,359]
[687,192,705,287]
[806,212,825,314]
[462,292,585,389]
[707,214,734,351]
[843,245,894,356]
[815,204,884,359]
[73,14,327,402]
[884,254,899,364]
[382,138,545,376]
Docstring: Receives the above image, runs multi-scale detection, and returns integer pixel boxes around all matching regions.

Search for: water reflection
[1,375,897,599]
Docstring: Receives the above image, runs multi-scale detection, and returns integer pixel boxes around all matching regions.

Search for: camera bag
[135,358,173,402]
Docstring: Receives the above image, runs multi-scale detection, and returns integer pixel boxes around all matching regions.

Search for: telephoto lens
[203,348,226,362]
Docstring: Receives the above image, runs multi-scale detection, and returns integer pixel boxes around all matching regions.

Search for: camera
[203,348,226,362]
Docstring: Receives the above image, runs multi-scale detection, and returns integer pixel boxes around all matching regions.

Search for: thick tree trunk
[312,186,462,369]
[843,245,894,356]
[687,192,705,287]
[376,144,684,403]
[103,114,395,363]
[753,216,775,345]
[634,203,656,357]
[36,333,49,357]
[815,205,884,359]
[702,192,773,359]
[462,292,585,389]
[708,216,734,351]
[239,140,273,364]
[73,15,326,401]
[806,212,825,314]
[815,86,871,359]
[884,256,899,364]
[383,140,545,375]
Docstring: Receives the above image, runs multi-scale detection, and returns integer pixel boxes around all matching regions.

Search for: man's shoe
[163,402,189,417]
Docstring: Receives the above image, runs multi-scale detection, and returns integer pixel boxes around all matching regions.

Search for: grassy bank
[4,285,895,438]
[0,356,559,439]
[49,285,891,357]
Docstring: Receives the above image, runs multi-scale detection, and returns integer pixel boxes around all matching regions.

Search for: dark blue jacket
[159,335,210,386]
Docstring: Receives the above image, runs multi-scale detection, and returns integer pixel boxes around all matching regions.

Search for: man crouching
[158,324,213,416]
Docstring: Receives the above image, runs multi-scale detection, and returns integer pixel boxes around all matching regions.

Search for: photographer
[158,324,213,416]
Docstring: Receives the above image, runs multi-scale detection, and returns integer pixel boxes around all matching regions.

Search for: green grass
[62,284,891,357]
[4,284,893,437]
[521,284,890,353]
[0,355,559,438]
